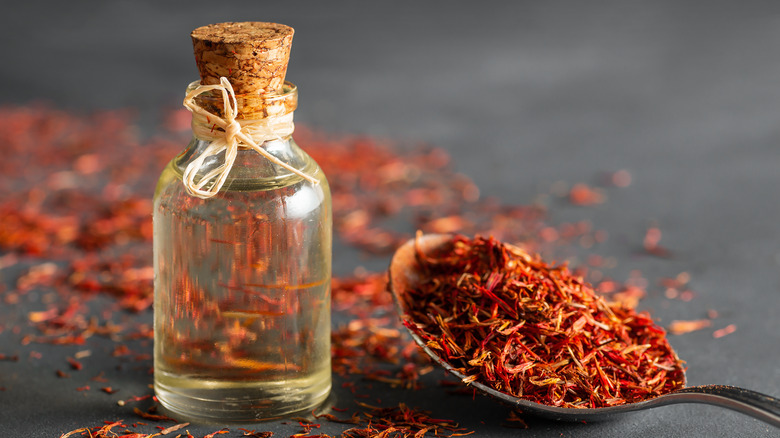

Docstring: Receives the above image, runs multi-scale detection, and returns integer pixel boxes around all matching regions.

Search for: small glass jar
[153,82,332,421]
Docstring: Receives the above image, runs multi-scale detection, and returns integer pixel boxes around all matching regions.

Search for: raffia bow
[181,77,317,199]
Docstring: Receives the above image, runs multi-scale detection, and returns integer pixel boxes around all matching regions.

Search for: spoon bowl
[389,233,780,426]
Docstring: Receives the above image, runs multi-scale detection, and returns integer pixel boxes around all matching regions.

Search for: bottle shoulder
[154,136,330,199]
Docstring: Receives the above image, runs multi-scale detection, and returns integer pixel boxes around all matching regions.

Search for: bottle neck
[190,110,295,147]
[179,79,317,198]
[188,80,298,120]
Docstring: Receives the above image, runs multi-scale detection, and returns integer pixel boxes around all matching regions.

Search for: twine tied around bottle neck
[181,77,317,199]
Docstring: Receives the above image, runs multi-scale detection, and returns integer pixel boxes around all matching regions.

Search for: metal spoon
[388,233,780,427]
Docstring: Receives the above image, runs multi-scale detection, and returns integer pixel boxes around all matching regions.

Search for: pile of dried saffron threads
[399,234,686,409]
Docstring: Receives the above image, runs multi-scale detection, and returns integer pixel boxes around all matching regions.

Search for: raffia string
[181,77,317,199]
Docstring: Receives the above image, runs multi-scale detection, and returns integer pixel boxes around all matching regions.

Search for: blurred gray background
[1,1,779,437]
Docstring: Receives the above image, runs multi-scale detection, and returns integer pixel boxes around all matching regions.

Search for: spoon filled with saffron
[389,233,780,426]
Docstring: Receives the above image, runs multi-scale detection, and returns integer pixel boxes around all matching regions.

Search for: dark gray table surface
[1,1,779,437]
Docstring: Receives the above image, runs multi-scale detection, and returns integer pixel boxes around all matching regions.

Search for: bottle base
[154,372,331,422]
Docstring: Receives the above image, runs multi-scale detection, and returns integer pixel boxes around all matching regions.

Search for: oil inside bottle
[153,140,332,421]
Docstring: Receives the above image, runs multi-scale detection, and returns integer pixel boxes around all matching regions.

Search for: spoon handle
[658,385,780,427]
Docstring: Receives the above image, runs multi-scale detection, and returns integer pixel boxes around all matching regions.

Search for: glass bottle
[153,80,332,421]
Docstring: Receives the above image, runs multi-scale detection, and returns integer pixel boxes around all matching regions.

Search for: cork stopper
[191,22,297,119]
[192,21,293,94]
